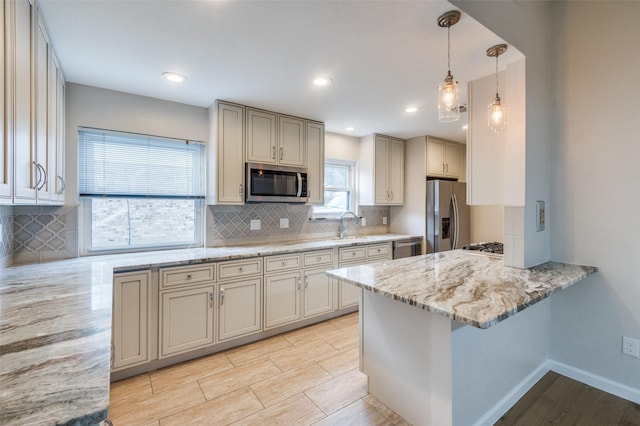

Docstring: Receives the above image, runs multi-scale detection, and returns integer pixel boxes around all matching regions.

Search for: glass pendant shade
[438,71,460,122]
[488,95,506,134]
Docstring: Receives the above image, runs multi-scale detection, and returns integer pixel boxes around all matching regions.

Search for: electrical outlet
[383,217,388,225]
[361,218,366,227]
[250,219,261,231]
[280,218,289,229]
[622,336,640,358]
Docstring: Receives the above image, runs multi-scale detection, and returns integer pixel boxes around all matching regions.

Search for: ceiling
[38,0,523,143]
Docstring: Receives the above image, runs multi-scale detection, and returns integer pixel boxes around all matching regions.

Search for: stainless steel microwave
[245,162,309,203]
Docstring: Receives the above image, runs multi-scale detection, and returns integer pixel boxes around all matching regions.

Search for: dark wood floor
[496,371,640,425]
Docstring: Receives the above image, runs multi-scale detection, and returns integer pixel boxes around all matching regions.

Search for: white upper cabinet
[0,0,11,202]
[305,121,324,205]
[246,109,307,167]
[426,137,459,179]
[4,1,65,205]
[467,59,525,206]
[208,101,245,205]
[246,108,277,164]
[278,115,306,167]
[359,134,404,205]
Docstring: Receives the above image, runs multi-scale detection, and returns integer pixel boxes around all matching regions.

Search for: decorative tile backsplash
[4,202,391,264]
[206,203,390,246]
[10,206,78,265]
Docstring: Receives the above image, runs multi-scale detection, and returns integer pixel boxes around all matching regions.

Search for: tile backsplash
[207,204,390,246]
[4,202,390,264]
[7,205,79,265]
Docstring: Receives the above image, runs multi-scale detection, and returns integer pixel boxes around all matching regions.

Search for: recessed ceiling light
[313,77,332,87]
[345,126,355,132]
[163,72,186,83]
[405,106,418,113]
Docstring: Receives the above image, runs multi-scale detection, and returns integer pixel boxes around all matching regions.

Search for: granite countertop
[326,250,597,329]
[0,233,418,425]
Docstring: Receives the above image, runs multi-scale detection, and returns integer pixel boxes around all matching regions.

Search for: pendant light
[486,44,508,134]
[437,10,461,122]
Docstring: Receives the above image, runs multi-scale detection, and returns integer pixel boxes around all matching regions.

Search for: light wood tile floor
[110,312,640,425]
[108,312,409,425]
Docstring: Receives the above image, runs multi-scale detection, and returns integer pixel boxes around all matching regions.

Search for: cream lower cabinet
[160,284,215,358]
[218,278,262,341]
[303,268,334,318]
[264,271,302,329]
[112,271,152,370]
[338,243,391,308]
[217,257,263,341]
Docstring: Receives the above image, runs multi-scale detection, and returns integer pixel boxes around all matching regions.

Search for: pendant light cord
[447,25,451,72]
[495,54,499,97]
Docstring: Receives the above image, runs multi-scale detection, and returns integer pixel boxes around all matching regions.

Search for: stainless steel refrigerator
[426,180,470,253]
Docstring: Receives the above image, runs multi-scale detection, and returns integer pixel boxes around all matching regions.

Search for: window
[78,128,205,254]
[312,159,356,218]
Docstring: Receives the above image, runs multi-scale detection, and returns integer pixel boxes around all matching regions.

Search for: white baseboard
[472,361,550,426]
[548,359,640,404]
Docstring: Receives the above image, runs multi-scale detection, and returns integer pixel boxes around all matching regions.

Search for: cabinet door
[48,50,64,204]
[160,285,214,357]
[303,268,334,318]
[278,115,306,167]
[218,278,262,341]
[264,272,301,329]
[443,142,459,178]
[373,135,390,204]
[338,260,365,309]
[112,272,151,370]
[426,139,445,177]
[216,102,245,204]
[12,0,36,202]
[305,121,324,205]
[246,108,277,164]
[34,13,50,202]
[388,138,404,204]
[0,1,11,201]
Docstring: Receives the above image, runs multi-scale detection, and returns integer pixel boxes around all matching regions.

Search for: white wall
[65,83,209,204]
[453,0,551,268]
[324,131,359,162]
[548,2,640,391]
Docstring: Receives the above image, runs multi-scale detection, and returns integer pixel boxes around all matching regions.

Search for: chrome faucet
[340,211,360,238]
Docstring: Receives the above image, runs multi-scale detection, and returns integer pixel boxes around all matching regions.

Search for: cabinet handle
[220,288,225,305]
[445,163,449,173]
[305,276,308,289]
[56,175,66,195]
[40,163,48,190]
[186,273,192,280]
[209,291,214,307]
[442,163,446,173]
[352,252,356,256]
[32,162,42,190]
[239,184,243,197]
[272,146,276,160]
[281,261,286,266]
[297,277,301,290]
[280,147,284,161]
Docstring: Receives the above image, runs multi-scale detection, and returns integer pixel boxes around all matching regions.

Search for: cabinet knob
[282,261,286,266]
[186,273,192,280]
[239,267,243,272]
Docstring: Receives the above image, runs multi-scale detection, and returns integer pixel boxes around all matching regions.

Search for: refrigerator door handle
[451,194,459,249]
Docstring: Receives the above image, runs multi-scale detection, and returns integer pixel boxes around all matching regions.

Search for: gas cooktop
[462,242,504,255]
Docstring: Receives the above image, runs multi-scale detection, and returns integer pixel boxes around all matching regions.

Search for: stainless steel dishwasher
[392,238,422,259]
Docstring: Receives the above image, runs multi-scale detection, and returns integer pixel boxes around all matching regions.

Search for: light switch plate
[361,218,367,227]
[536,201,545,232]
[383,217,388,225]
[250,219,261,231]
[280,218,289,229]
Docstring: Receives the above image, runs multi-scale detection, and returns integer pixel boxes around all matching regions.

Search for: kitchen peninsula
[326,250,597,426]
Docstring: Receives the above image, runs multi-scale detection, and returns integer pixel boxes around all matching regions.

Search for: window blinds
[79,128,205,198]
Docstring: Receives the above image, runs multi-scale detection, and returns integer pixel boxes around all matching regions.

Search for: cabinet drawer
[160,264,215,289]
[218,258,262,281]
[339,246,367,263]
[264,254,302,273]
[367,244,390,259]
[303,250,334,268]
